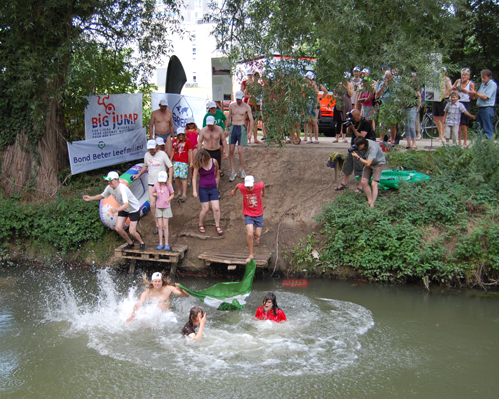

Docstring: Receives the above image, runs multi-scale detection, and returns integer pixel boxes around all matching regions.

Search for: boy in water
[255,292,287,322]
[126,272,189,322]
[230,175,265,263]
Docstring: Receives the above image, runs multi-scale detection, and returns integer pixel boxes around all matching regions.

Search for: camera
[347,144,359,154]
[343,111,354,128]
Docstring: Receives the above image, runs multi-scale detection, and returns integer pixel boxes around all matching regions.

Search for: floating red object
[282,279,308,288]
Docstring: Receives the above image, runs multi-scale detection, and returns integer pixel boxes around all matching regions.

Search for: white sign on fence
[151,93,208,134]
[84,93,143,140]
[68,128,147,175]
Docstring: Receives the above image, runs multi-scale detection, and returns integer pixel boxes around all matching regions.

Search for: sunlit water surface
[0,266,498,398]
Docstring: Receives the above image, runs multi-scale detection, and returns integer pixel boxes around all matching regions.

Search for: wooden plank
[115,244,188,264]
[198,252,271,267]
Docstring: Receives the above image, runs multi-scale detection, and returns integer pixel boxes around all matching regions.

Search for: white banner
[212,58,232,102]
[151,93,207,134]
[85,93,143,140]
[68,128,147,175]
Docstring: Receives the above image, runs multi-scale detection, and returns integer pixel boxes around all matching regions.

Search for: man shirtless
[226,90,254,182]
[126,272,189,322]
[198,115,228,186]
[149,99,175,157]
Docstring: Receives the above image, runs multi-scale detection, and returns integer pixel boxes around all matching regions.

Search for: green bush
[292,140,499,287]
[0,198,107,254]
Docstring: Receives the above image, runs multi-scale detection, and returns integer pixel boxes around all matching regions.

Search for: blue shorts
[198,186,219,203]
[245,214,263,228]
[229,125,248,146]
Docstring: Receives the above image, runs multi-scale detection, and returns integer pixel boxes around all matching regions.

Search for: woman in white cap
[126,272,189,323]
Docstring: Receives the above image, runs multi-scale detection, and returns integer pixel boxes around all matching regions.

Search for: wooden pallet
[198,252,271,267]
[115,244,188,263]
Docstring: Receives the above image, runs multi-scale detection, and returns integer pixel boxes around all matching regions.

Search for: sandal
[335,184,348,191]
[216,226,224,236]
[293,139,301,145]
[354,188,364,194]
[164,245,171,251]
[332,139,339,143]
[198,226,205,234]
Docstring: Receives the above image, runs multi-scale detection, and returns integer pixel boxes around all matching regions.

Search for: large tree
[0,0,182,196]
[209,0,463,141]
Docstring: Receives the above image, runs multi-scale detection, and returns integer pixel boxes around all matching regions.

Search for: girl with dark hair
[182,306,207,340]
[255,292,287,322]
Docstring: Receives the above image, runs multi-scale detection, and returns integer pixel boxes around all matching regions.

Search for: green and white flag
[178,259,256,311]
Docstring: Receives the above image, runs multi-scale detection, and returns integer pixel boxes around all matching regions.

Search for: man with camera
[350,137,386,208]
[344,109,376,144]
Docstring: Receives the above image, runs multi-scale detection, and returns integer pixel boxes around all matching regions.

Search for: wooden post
[128,259,136,274]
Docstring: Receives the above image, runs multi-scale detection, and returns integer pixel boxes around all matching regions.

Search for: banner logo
[98,141,106,150]
[172,97,194,129]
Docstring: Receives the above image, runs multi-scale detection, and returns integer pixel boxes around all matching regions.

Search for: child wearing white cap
[230,175,265,263]
[170,127,192,202]
[82,171,146,251]
[152,171,175,250]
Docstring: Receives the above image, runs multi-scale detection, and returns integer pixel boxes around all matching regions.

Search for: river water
[0,266,498,399]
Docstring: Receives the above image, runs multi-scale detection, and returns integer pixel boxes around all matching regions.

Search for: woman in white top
[452,68,476,147]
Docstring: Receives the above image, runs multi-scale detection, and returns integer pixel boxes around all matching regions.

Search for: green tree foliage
[210,0,463,142]
[449,0,499,80]
[0,0,182,194]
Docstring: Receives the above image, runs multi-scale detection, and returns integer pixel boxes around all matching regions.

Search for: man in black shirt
[345,109,376,144]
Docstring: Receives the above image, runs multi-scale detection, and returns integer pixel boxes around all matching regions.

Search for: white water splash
[43,270,375,376]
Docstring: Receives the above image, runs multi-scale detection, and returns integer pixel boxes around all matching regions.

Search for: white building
[153,0,225,99]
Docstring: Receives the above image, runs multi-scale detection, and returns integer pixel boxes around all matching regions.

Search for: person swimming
[182,306,207,340]
[255,292,287,323]
[126,272,189,322]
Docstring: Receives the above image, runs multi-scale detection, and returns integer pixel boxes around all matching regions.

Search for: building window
[192,48,196,55]
[193,75,197,83]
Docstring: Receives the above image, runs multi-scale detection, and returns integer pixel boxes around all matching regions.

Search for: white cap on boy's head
[206,116,215,125]
[186,116,195,124]
[157,171,168,183]
[207,101,216,109]
[147,139,157,149]
[235,90,244,100]
[155,137,165,146]
[244,175,255,187]
[151,272,162,280]
[159,99,168,106]
[305,71,315,80]
[103,171,120,181]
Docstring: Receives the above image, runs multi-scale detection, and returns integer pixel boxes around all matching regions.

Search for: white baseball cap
[235,90,244,100]
[246,67,254,75]
[147,139,157,149]
[207,101,216,109]
[159,99,168,106]
[157,171,168,183]
[155,137,165,145]
[103,171,120,181]
[305,71,315,80]
[186,117,195,124]
[177,127,185,135]
[206,116,215,125]
[151,272,162,281]
[353,66,361,72]
[362,68,371,74]
[344,71,352,79]
[244,175,255,187]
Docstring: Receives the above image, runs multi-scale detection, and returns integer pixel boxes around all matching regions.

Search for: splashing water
[42,269,375,376]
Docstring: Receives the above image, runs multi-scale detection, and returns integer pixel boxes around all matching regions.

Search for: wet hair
[353,136,368,147]
[188,306,204,324]
[263,292,281,317]
[141,272,171,288]
[481,69,492,78]
[193,148,212,170]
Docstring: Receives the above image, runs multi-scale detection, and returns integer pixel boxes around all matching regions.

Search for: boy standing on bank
[231,175,265,263]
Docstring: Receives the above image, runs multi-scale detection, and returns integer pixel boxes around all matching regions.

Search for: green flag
[178,259,256,310]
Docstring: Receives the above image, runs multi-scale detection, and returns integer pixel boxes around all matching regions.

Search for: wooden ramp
[198,252,272,267]
[115,244,188,264]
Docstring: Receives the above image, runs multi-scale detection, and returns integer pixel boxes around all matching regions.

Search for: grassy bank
[292,139,499,289]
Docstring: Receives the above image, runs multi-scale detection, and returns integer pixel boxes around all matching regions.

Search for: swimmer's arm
[196,131,204,150]
[149,114,156,139]
[126,289,149,323]
[188,313,207,340]
[192,168,199,198]
[172,283,190,298]
[82,194,104,202]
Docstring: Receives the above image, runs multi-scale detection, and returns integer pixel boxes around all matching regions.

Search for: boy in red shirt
[230,175,265,263]
[171,127,192,202]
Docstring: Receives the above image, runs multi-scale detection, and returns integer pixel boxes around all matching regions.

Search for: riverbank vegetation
[292,139,499,289]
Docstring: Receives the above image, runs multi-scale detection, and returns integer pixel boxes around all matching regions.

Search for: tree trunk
[1,80,68,198]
